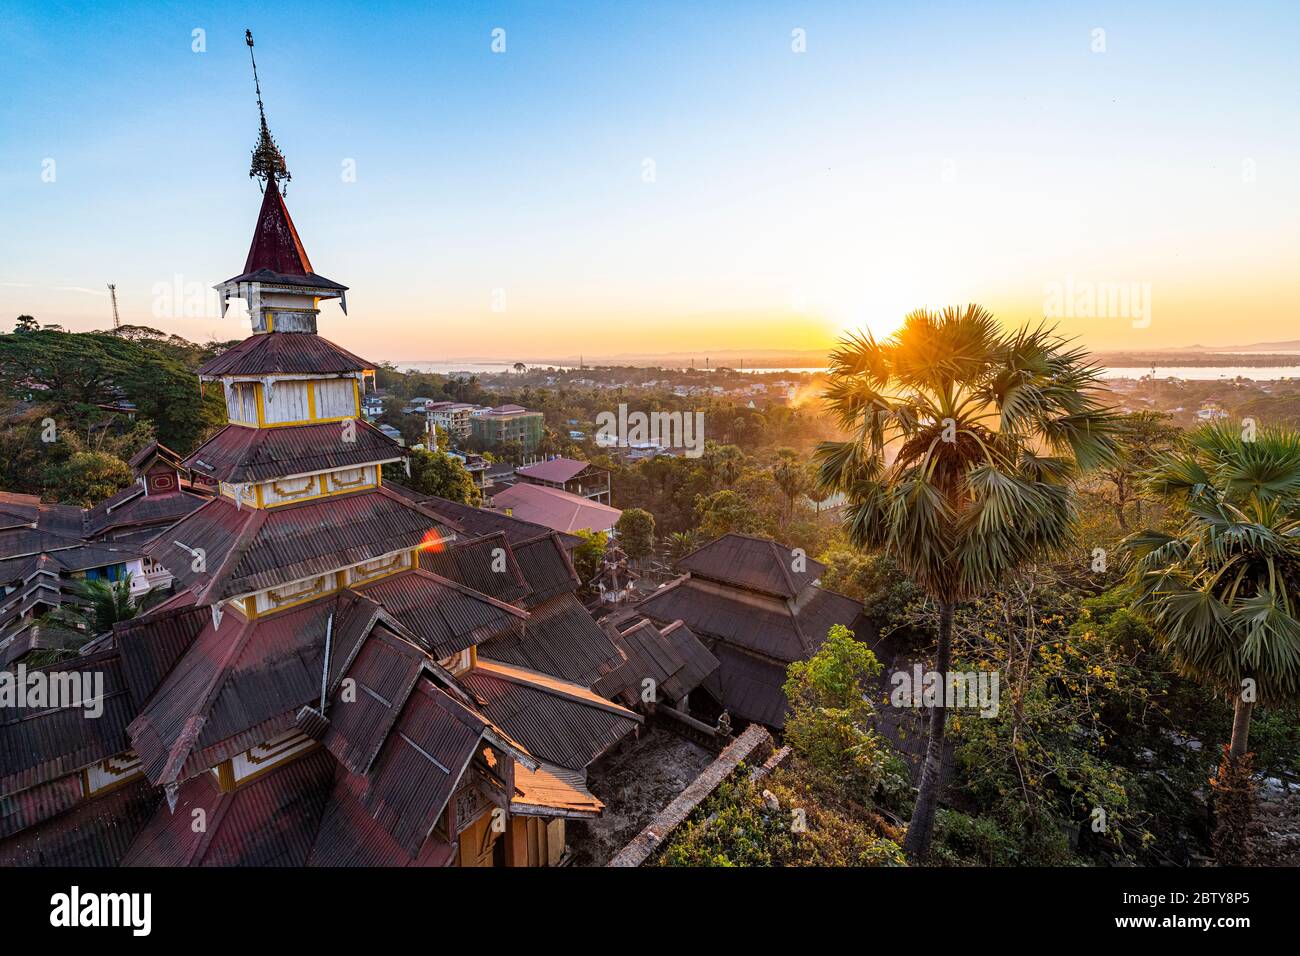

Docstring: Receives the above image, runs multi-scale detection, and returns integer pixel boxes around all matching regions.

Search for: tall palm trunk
[903,598,953,862]
[1212,695,1255,865]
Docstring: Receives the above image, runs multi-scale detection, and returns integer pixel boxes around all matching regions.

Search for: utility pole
[107,283,121,329]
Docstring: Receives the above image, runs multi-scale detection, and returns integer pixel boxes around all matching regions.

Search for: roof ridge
[472,658,643,721]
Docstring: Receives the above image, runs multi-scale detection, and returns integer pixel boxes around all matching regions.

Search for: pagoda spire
[246,29,291,190]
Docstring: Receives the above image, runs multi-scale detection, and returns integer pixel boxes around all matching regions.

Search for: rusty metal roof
[417,531,531,605]
[481,592,623,685]
[324,625,426,775]
[0,776,159,867]
[0,651,136,796]
[593,618,718,706]
[677,532,826,598]
[510,532,581,608]
[185,419,402,484]
[461,660,641,771]
[146,487,453,602]
[198,332,370,378]
[355,569,528,659]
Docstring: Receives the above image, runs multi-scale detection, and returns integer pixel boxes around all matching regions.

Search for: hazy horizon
[3,1,1298,361]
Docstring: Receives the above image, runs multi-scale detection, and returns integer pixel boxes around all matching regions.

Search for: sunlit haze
[3,2,1298,362]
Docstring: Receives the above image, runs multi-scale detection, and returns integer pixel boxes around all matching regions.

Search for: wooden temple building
[0,41,720,867]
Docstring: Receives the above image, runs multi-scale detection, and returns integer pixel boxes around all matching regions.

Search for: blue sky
[2,1,1298,361]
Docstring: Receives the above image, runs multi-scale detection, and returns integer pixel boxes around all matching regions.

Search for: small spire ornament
[245,30,291,190]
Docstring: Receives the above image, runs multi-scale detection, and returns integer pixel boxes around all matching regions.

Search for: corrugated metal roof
[361,678,488,856]
[356,569,528,659]
[703,642,792,729]
[512,760,602,818]
[307,769,454,867]
[594,617,718,706]
[405,491,581,551]
[510,532,581,608]
[481,592,623,685]
[514,458,592,484]
[0,776,159,867]
[461,660,641,771]
[114,598,208,709]
[186,419,401,484]
[198,333,369,378]
[0,652,136,796]
[677,532,826,598]
[324,626,425,775]
[490,483,621,535]
[418,531,531,605]
[147,487,453,601]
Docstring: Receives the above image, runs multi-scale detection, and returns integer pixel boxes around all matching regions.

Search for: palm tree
[667,529,700,564]
[50,572,166,639]
[815,305,1116,860]
[1121,423,1300,864]
[772,448,806,526]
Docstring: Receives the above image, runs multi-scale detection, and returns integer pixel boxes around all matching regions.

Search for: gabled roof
[417,531,531,605]
[635,574,865,663]
[145,487,452,602]
[401,490,580,551]
[84,485,206,539]
[220,177,344,292]
[490,482,622,535]
[593,618,718,706]
[184,419,402,484]
[460,659,642,771]
[0,776,159,867]
[509,532,582,608]
[0,652,136,796]
[702,643,793,729]
[515,457,593,484]
[198,333,370,378]
[677,532,826,598]
[511,761,602,818]
[481,591,623,686]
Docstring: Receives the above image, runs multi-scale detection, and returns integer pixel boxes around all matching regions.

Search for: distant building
[471,404,544,451]
[514,458,611,505]
[1197,401,1230,422]
[423,401,475,442]
[377,423,405,445]
[490,483,622,535]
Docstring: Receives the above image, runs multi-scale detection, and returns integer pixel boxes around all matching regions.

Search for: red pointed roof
[244,177,312,276]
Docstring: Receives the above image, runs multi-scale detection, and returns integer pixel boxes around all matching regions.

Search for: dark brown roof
[123,747,335,867]
[480,592,623,686]
[594,618,718,706]
[360,678,489,856]
[355,569,528,659]
[635,575,865,662]
[114,597,208,709]
[84,486,206,538]
[0,776,159,867]
[510,532,581,608]
[0,652,136,796]
[198,333,370,378]
[146,487,452,601]
[417,531,531,605]
[678,532,827,598]
[460,660,641,771]
[307,767,454,867]
[323,626,426,775]
[702,642,793,728]
[185,419,403,484]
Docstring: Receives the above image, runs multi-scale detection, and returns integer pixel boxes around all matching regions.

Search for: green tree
[772,448,807,526]
[783,624,902,799]
[45,451,134,507]
[815,306,1117,860]
[1121,423,1300,864]
[615,507,655,561]
[571,529,609,587]
[385,448,481,505]
[48,573,167,641]
[13,314,38,333]
[1100,411,1181,528]
[694,488,763,540]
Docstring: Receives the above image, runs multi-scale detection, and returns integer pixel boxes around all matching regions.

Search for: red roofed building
[0,46,662,868]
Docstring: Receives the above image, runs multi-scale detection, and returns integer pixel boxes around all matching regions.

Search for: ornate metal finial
[246,29,290,190]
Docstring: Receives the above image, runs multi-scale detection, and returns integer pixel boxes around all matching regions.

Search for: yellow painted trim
[262,480,378,509]
[353,378,360,417]
[318,474,328,495]
[254,483,264,508]
[259,414,352,429]
[240,557,413,620]
[266,313,274,332]
[307,380,317,419]
[217,760,237,792]
[255,383,266,426]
